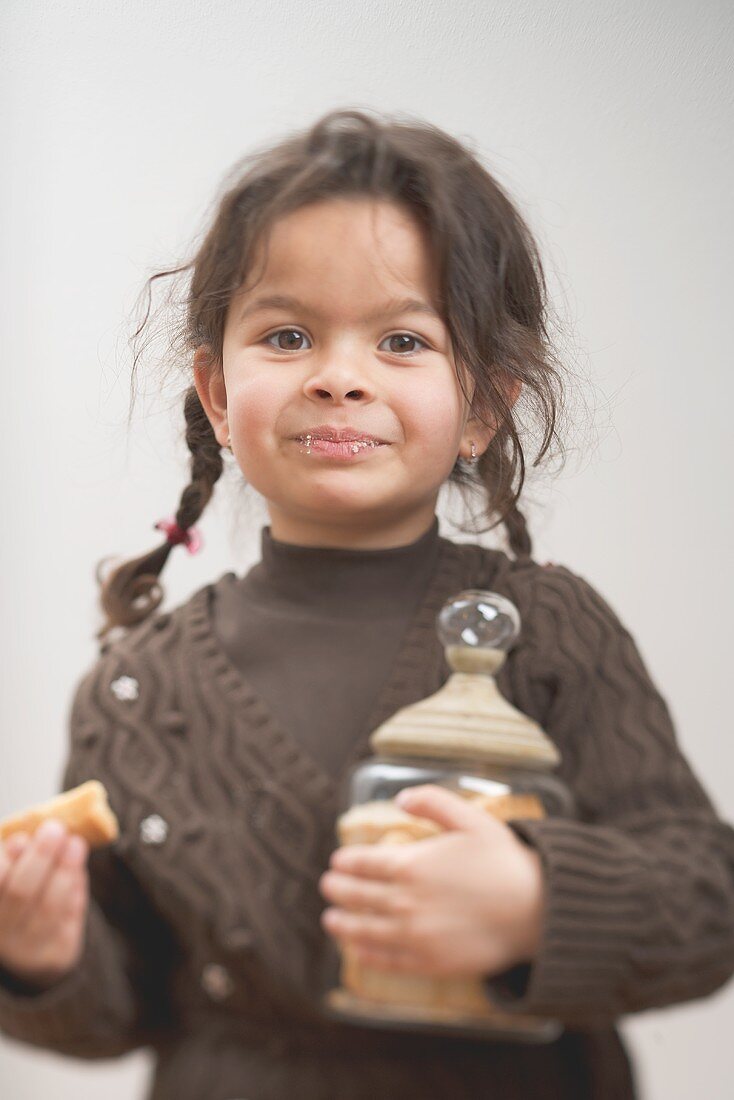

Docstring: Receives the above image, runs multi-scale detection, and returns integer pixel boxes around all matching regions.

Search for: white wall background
[1,1,732,1097]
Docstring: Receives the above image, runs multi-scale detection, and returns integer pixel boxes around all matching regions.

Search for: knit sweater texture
[1,516,733,1100]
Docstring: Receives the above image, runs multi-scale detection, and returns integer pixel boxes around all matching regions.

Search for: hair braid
[503,503,533,560]
[95,387,223,642]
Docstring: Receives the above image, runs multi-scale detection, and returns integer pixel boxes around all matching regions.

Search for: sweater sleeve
[482,564,734,1028]
[0,654,179,1058]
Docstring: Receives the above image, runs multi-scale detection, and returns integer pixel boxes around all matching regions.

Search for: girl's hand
[319,784,545,979]
[0,818,90,990]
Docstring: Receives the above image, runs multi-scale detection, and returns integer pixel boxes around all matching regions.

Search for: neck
[234,513,443,619]
[266,501,441,550]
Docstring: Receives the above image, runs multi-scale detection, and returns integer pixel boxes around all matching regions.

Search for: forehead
[242,198,440,309]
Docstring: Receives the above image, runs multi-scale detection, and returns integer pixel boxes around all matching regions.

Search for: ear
[192,346,229,448]
[461,374,522,460]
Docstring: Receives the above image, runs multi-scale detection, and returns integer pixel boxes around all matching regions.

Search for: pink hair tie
[154,516,203,555]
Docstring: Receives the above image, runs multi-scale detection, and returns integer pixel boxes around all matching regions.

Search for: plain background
[1,1,732,1097]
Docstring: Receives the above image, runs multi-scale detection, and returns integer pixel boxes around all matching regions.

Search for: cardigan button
[139,814,169,845]
[201,963,234,1001]
[110,675,139,701]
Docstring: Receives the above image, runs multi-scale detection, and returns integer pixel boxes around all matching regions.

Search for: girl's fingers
[47,836,89,909]
[28,843,88,926]
[0,837,26,893]
[329,844,408,881]
[395,784,483,832]
[319,870,407,916]
[0,844,10,884]
[60,834,89,869]
[347,943,423,973]
[1,821,68,915]
[321,906,403,948]
[2,833,30,861]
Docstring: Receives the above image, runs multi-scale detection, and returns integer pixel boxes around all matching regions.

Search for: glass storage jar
[323,589,576,1043]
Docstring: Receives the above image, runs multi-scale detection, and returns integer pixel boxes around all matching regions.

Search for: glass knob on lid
[437,589,520,676]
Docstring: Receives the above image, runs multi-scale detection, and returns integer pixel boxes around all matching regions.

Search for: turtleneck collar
[236,514,442,620]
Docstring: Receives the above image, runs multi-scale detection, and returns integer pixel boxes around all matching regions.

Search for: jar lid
[369,589,560,770]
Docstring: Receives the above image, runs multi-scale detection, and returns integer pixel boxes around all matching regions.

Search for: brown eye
[379,333,428,356]
[263,328,312,351]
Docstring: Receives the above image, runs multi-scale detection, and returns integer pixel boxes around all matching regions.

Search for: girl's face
[194,197,507,548]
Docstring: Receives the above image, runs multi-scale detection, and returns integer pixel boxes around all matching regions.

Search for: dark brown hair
[97,107,573,642]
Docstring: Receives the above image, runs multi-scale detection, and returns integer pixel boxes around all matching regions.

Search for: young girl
[0,108,732,1100]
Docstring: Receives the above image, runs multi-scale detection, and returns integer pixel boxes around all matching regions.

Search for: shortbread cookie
[0,780,119,849]
[336,788,545,847]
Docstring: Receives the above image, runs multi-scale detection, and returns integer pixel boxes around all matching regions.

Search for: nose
[302,359,377,403]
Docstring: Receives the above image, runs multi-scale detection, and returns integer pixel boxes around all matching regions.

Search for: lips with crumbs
[293,425,391,460]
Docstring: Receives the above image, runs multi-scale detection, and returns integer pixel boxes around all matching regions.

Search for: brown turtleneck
[211,514,442,779]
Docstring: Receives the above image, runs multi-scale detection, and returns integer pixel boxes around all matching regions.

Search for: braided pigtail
[96,387,224,643]
[502,503,533,560]
[476,424,535,561]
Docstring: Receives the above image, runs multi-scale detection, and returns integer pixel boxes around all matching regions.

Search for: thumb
[394,784,486,833]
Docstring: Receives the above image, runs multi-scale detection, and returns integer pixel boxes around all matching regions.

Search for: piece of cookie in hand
[0,780,119,849]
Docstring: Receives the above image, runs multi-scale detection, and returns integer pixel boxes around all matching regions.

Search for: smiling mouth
[294,434,388,457]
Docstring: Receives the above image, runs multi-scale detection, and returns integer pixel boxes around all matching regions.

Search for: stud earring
[462,440,479,465]
[224,433,232,453]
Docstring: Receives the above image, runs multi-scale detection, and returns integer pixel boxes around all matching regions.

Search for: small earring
[470,441,478,463]
[224,433,232,453]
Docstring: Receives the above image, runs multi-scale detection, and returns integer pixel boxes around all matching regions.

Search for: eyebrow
[238,294,443,324]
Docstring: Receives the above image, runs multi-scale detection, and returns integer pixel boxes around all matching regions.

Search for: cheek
[228,376,286,438]
[400,384,464,453]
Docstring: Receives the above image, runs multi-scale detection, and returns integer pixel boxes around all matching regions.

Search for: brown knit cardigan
[1,536,733,1100]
